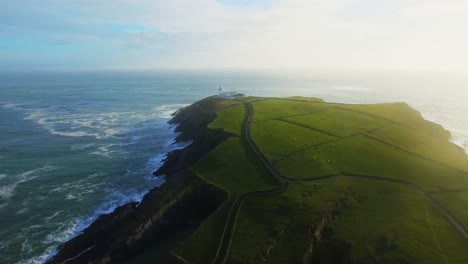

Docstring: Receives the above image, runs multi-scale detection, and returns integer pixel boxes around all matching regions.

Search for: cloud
[0,0,467,72]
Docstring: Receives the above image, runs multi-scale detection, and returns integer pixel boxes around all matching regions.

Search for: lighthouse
[218,85,222,95]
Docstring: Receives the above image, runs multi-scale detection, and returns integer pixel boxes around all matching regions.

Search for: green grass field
[193,137,277,195]
[369,124,468,172]
[282,107,391,137]
[252,98,332,121]
[170,96,468,264]
[432,191,468,231]
[251,119,337,162]
[275,135,468,190]
[228,179,468,264]
[209,104,246,136]
[339,103,431,129]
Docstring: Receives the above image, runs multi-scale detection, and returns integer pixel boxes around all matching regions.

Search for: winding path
[199,100,468,264]
[244,101,467,240]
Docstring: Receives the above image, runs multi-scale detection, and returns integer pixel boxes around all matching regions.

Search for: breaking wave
[0,165,60,201]
[2,102,188,140]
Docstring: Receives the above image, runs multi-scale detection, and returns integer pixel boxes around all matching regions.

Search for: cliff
[47,99,229,264]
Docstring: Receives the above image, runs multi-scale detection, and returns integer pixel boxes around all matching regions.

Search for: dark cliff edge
[47,100,230,264]
[154,103,231,177]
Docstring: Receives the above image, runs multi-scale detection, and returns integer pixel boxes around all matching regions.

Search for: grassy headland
[48,95,468,264]
[170,96,468,264]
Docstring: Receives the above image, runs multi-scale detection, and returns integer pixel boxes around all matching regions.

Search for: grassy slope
[251,119,337,162]
[283,107,391,137]
[275,135,468,190]
[252,98,332,121]
[209,105,245,136]
[171,97,468,263]
[432,192,468,231]
[173,98,277,263]
[369,124,468,172]
[193,137,276,195]
[229,179,468,264]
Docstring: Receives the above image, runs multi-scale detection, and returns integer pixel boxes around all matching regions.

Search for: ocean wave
[0,101,25,110]
[64,187,97,201]
[26,187,152,263]
[41,181,165,249]
[151,103,189,119]
[89,144,124,158]
[44,218,83,245]
[17,207,30,215]
[0,165,60,201]
[14,108,184,263]
[69,143,96,151]
[0,185,15,200]
[16,103,189,140]
[0,174,6,180]
[19,245,57,264]
[21,239,33,256]
[28,138,176,263]
[44,211,63,221]
[49,172,107,201]
[20,224,44,233]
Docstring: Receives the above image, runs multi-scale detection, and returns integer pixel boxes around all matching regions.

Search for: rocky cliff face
[155,103,230,177]
[47,101,229,264]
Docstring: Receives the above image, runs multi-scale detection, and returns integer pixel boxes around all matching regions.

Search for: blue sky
[1,0,467,72]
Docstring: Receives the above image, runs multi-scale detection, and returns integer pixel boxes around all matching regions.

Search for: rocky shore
[47,101,229,264]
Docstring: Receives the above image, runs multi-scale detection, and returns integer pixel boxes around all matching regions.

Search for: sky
[1,0,468,72]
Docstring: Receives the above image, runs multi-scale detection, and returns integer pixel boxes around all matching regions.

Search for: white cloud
[1,0,468,72]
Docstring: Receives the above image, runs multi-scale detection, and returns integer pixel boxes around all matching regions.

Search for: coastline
[418,111,468,155]
[45,96,468,263]
[46,100,230,264]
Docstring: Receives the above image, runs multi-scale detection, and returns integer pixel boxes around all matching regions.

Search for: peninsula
[48,96,468,264]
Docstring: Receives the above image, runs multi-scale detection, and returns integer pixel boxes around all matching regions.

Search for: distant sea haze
[0,70,467,263]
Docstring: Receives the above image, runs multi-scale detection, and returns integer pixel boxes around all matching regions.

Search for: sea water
[0,70,467,263]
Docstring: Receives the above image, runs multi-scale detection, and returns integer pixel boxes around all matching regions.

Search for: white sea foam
[0,165,60,200]
[20,224,44,232]
[147,153,167,169]
[31,143,171,262]
[0,174,6,180]
[44,211,63,221]
[15,103,186,263]
[152,103,189,119]
[17,207,30,215]
[21,239,33,255]
[49,172,106,202]
[19,103,188,140]
[89,144,123,158]
[0,185,15,200]
[0,102,23,110]
[43,183,164,252]
[19,245,57,264]
[44,218,83,245]
[70,143,96,151]
[65,194,78,200]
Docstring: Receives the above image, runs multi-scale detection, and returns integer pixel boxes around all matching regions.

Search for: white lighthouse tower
[218,85,222,96]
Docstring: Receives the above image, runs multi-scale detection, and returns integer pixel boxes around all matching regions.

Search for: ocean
[0,70,467,263]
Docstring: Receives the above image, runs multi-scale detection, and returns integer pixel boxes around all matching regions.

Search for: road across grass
[174,98,468,264]
[209,101,468,264]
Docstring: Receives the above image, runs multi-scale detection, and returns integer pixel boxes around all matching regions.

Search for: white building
[217,86,245,99]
